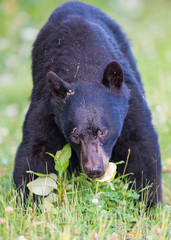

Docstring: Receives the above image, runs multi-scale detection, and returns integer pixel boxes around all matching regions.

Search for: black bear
[13,1,162,205]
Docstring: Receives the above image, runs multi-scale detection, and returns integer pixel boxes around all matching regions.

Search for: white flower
[92,198,98,204]
[146,236,153,240]
[5,206,13,213]
[17,236,28,240]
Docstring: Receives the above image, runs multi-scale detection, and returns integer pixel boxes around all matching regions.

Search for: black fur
[13,1,162,205]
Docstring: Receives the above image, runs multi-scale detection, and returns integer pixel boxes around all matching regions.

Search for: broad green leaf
[48,173,58,181]
[55,161,69,175]
[46,144,71,174]
[62,160,69,172]
[27,175,57,196]
[55,150,62,159]
[58,144,71,165]
[55,165,64,175]
[97,162,117,183]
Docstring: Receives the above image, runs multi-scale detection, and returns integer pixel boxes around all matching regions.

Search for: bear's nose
[85,165,104,179]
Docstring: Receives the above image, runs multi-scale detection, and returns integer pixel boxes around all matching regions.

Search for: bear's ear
[46,71,71,102]
[102,61,124,90]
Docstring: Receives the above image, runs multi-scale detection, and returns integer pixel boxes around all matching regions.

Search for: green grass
[0,0,171,239]
[0,175,170,239]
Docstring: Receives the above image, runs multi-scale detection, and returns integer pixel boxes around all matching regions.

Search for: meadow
[0,0,171,239]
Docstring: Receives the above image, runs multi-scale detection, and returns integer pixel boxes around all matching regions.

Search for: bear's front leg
[13,100,67,193]
[113,128,162,206]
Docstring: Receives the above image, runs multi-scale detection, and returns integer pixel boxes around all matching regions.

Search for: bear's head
[46,61,129,179]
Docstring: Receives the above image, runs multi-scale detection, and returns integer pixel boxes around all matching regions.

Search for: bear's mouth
[84,165,105,179]
[80,151,108,179]
[79,139,109,179]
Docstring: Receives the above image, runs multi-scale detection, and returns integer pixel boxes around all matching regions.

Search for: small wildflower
[74,231,79,236]
[92,198,98,204]
[110,232,119,240]
[0,218,6,224]
[94,232,99,240]
[17,236,28,240]
[25,233,30,238]
[5,206,13,213]
[157,227,162,235]
[146,236,153,240]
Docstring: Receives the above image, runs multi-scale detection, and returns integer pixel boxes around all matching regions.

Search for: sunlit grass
[0,175,170,239]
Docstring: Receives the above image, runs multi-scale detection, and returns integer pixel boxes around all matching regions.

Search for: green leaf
[55,165,64,175]
[44,200,54,210]
[46,152,55,159]
[50,208,58,215]
[116,173,133,180]
[58,144,71,165]
[44,192,58,203]
[55,161,69,175]
[62,160,69,172]
[26,170,51,177]
[55,150,62,159]
[48,173,58,181]
[115,160,125,165]
[46,144,71,174]
[27,174,57,196]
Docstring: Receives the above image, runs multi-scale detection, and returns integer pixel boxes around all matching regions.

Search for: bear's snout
[84,165,104,179]
[80,140,109,179]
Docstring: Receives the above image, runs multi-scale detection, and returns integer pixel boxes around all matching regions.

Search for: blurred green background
[0,0,171,203]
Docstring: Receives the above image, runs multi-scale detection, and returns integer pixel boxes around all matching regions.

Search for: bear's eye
[72,134,80,144]
[98,129,108,138]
